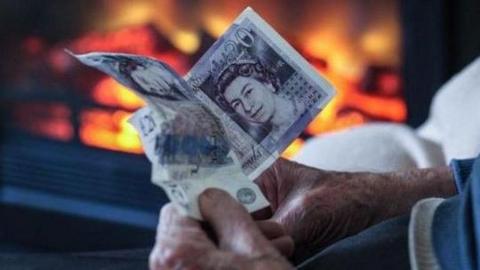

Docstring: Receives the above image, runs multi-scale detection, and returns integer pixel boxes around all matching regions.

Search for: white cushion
[418,56,480,162]
[294,123,444,172]
[294,56,480,171]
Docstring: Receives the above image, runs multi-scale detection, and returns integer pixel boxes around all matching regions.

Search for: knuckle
[163,245,190,267]
[300,191,318,207]
[263,220,285,236]
[149,247,164,270]
[160,203,178,218]
[282,235,295,249]
[149,243,192,269]
[290,193,310,210]
[191,228,207,240]
[270,220,285,232]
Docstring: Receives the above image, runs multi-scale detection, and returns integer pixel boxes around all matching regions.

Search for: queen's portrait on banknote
[189,22,329,156]
[214,55,306,142]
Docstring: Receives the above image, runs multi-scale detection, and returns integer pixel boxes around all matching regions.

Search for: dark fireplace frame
[402,0,480,127]
[0,132,167,251]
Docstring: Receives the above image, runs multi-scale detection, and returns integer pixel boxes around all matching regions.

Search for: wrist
[371,166,457,220]
[313,170,395,226]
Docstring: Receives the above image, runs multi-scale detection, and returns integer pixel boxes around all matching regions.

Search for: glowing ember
[377,73,402,96]
[72,26,158,56]
[69,25,190,74]
[169,30,201,55]
[13,103,74,142]
[23,36,44,55]
[92,77,145,110]
[202,14,231,38]
[66,24,190,155]
[73,13,404,157]
[282,138,305,159]
[22,0,405,159]
[79,109,142,154]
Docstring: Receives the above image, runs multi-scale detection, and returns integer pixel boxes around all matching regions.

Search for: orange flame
[68,24,191,154]
[70,24,190,74]
[92,77,145,110]
[282,138,305,159]
[79,109,143,154]
[68,1,405,158]
[14,103,74,142]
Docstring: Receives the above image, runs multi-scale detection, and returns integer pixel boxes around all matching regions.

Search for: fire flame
[14,103,74,142]
[80,109,142,154]
[30,0,405,158]
[65,23,191,154]
[282,138,305,159]
[92,77,145,110]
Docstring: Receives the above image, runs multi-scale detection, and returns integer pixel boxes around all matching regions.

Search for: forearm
[256,159,459,253]
[370,166,457,220]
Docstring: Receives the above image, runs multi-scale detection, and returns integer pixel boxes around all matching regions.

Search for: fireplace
[1,0,406,157]
[0,0,478,251]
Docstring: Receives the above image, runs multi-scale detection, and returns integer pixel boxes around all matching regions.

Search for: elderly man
[149,154,479,269]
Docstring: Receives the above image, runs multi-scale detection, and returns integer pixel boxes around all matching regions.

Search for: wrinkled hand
[256,158,456,260]
[255,159,397,257]
[149,189,294,270]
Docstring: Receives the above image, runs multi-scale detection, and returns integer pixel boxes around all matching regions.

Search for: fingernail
[200,188,227,206]
[199,188,213,205]
[202,188,221,199]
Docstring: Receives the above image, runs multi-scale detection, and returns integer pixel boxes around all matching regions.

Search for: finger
[256,220,286,239]
[254,158,294,210]
[251,206,273,220]
[157,203,201,236]
[254,159,280,194]
[255,158,292,186]
[256,220,294,257]
[150,239,217,270]
[152,204,216,269]
[199,188,276,256]
[271,235,295,258]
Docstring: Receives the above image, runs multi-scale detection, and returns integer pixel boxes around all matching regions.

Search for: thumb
[199,188,277,257]
[254,158,299,210]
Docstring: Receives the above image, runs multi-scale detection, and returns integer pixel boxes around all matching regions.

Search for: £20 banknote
[70,7,335,219]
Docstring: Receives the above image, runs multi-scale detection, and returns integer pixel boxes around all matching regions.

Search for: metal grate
[1,133,168,214]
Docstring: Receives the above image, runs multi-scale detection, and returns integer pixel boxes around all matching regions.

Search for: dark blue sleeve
[450,158,476,193]
[433,154,480,269]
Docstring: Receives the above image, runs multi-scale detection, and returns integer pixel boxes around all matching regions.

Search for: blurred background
[0,0,479,252]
